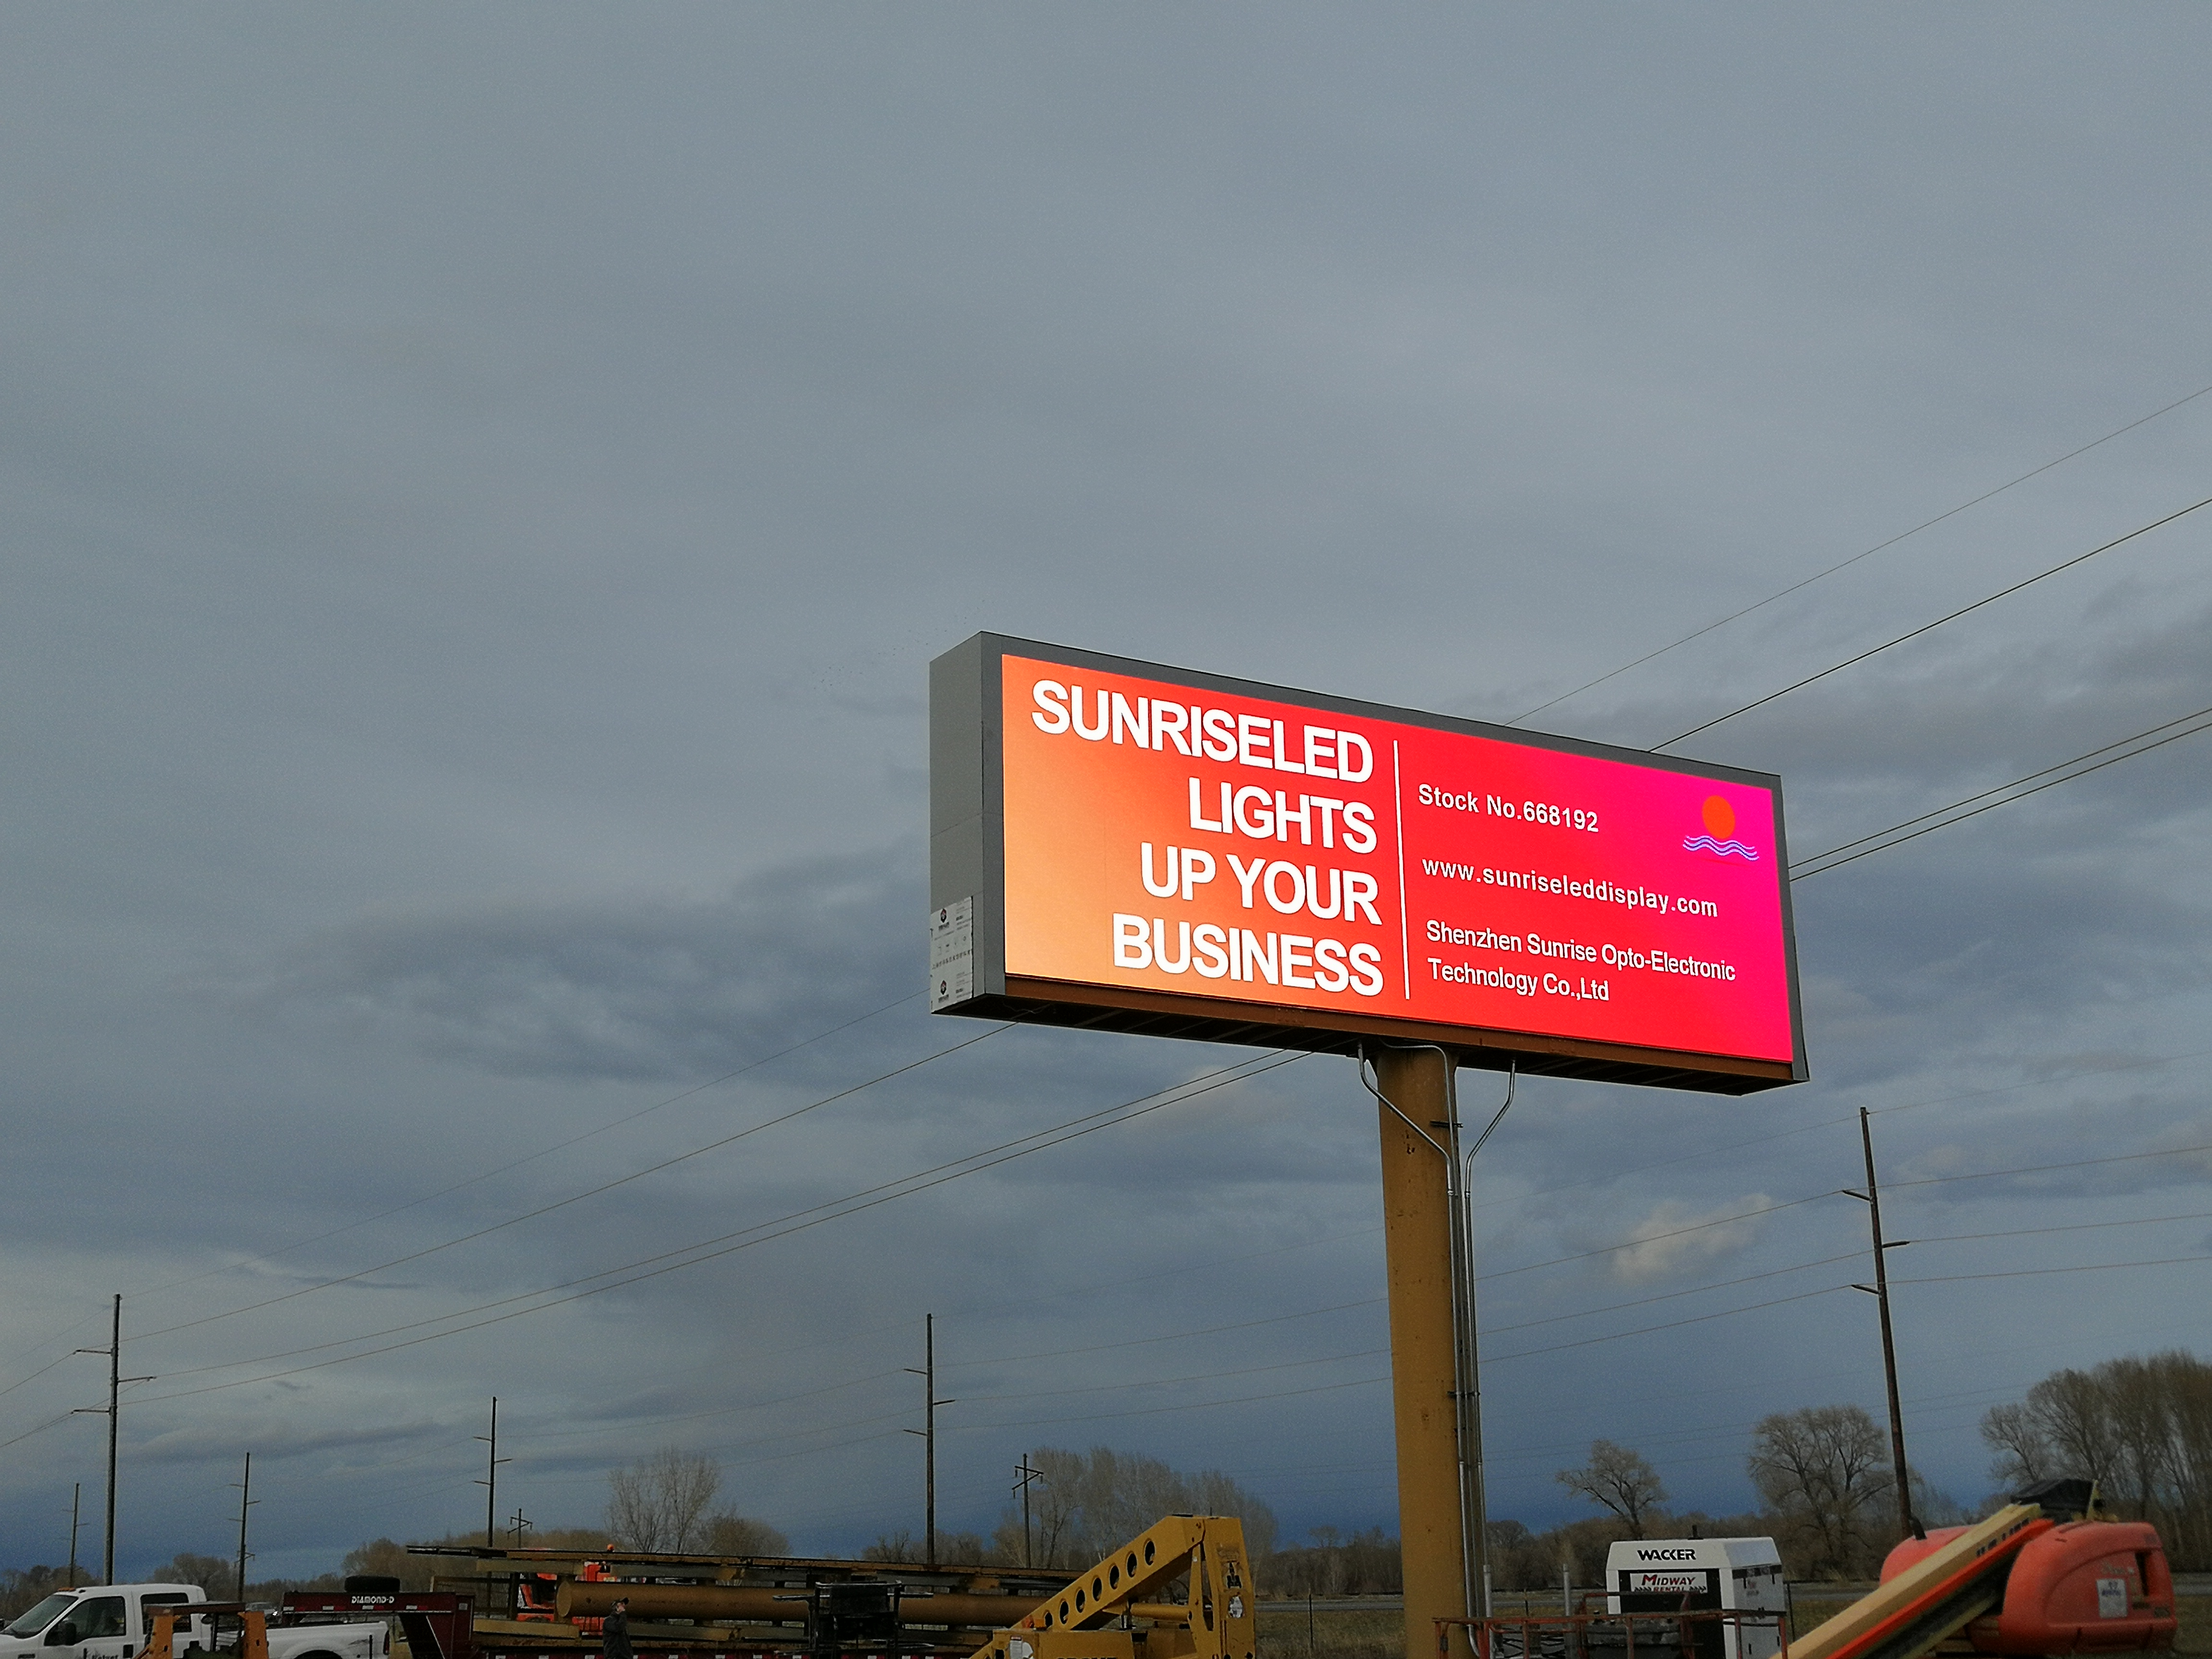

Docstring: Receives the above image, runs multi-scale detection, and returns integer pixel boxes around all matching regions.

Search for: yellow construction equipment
[555,1516,1255,1659]
[966,1515,1254,1659]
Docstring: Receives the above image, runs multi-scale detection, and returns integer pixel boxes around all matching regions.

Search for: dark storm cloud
[248,847,923,1082]
[134,1415,450,1467]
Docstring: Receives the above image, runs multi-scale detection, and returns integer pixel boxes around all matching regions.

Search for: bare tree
[1978,1349,2212,1569]
[147,1555,231,1594]
[703,1513,789,1556]
[2029,1369,2122,1494]
[1556,1440,1668,1539]
[987,1445,1278,1568]
[1981,1401,2051,1491]
[1747,1405,1891,1578]
[861,1527,989,1564]
[606,1446,722,1551]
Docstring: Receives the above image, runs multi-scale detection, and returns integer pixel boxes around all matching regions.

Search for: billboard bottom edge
[935,978,1801,1096]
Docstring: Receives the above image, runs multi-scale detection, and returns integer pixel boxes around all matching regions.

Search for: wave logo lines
[1683,795,1759,861]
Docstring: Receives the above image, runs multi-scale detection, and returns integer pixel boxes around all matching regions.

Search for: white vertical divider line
[1393,739,1410,998]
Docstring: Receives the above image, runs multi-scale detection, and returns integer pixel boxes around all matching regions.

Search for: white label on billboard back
[931,899,974,1011]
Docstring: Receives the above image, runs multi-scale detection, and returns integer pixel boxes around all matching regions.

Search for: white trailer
[1603,1538,1786,1659]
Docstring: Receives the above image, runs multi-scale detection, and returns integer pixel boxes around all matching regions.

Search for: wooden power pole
[475,1398,511,1550]
[232,1454,257,1600]
[1846,1107,1917,1537]
[905,1316,954,1565]
[73,1294,147,1585]
[1012,1456,1045,1568]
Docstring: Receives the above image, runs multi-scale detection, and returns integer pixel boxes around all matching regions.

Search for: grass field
[1252,1595,2212,1657]
[1256,1604,1402,1659]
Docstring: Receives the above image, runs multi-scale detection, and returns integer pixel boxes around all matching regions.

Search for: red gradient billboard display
[930,636,1805,1092]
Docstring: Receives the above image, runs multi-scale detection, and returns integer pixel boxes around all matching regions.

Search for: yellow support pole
[1373,1047,1471,1659]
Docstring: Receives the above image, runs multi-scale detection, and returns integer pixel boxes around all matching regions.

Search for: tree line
[1979,1348,2212,1569]
[11,1356,2201,1608]
[866,1446,1278,1568]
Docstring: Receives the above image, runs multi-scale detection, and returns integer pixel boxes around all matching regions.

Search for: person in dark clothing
[603,1599,633,1659]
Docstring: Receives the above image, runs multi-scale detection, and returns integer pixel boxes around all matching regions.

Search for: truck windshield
[5,1596,79,1638]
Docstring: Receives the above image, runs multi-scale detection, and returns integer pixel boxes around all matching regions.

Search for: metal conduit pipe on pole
[1361,1046,1480,1659]
[1431,1053,1483,1630]
[1459,1061,1515,1621]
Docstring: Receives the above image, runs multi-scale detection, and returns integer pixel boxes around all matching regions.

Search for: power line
[519,1368,908,1440]
[1475,1138,2212,1292]
[1481,1251,1863,1336]
[1905,1210,2212,1247]
[1892,1254,2212,1286]
[1791,704,2212,878]
[121,1051,1309,1403]
[1479,1193,1832,1285]
[124,991,928,1310]
[131,1050,1302,1389]
[133,1019,1010,1344]
[422,1132,2203,1451]
[1510,379,2212,725]
[1656,493,2212,750]
[0,1352,92,1407]
[610,1205,2212,1452]
[938,1297,1387,1370]
[152,1235,2211,1500]
[947,1207,2212,1398]
[1886,1139,2212,1191]
[0,1411,78,1454]
[1510,1044,2212,1209]
[1486,1285,1854,1364]
[957,1370,1393,1433]
[953,1345,1390,1406]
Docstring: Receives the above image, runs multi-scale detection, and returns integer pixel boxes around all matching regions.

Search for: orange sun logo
[1683,793,1757,860]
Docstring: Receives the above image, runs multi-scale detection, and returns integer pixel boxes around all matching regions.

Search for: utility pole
[903,1315,954,1566]
[231,1454,257,1600]
[1844,1107,1917,1538]
[74,1294,150,1585]
[475,1398,511,1550]
[509,1508,533,1547]
[68,1483,82,1587]
[1011,1456,1046,1567]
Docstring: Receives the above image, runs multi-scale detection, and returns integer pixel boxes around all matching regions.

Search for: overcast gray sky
[4,5,2210,1580]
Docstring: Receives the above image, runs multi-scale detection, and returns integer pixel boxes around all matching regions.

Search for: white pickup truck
[0,1586,388,1659]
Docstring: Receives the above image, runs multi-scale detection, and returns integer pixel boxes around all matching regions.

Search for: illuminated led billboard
[930,635,1806,1093]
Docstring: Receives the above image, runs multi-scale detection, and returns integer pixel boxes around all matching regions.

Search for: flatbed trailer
[354,1516,1254,1659]
[401,1542,1082,1659]
[373,1530,1256,1659]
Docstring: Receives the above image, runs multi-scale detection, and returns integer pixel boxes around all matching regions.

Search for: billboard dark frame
[931,633,1808,1095]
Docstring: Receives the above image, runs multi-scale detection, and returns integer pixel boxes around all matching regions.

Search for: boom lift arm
[969,1515,1255,1659]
